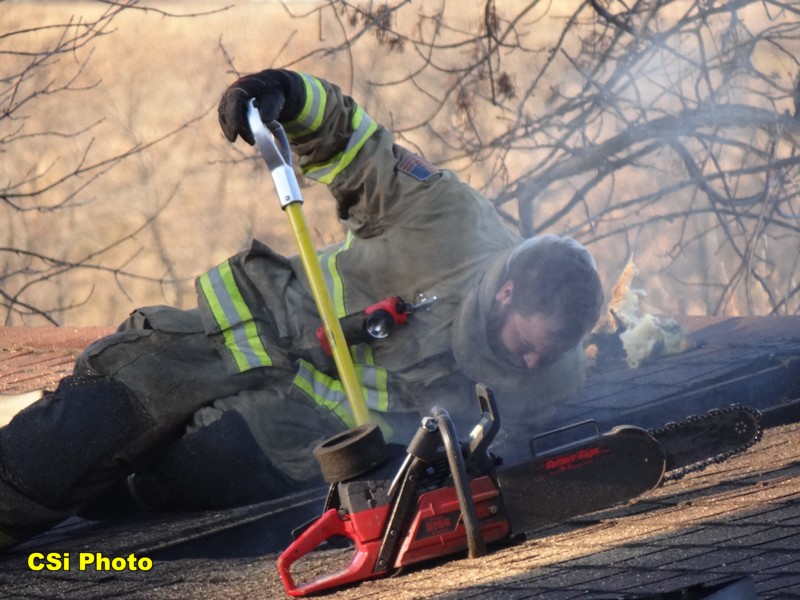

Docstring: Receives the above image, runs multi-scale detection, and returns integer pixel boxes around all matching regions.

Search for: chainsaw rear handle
[277,507,389,597]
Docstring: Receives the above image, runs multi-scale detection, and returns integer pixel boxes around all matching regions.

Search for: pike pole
[246,100,371,427]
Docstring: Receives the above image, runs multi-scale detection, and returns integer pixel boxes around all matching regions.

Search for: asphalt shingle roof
[0,317,798,599]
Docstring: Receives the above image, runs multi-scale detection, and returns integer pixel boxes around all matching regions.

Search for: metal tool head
[246,98,303,207]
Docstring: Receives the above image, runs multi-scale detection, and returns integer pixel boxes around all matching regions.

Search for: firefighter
[0,70,603,550]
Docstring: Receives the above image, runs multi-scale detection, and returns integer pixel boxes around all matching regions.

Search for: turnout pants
[0,306,345,549]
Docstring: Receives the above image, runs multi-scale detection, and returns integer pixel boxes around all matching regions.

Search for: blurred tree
[0,0,226,325]
[280,0,800,317]
[4,0,800,324]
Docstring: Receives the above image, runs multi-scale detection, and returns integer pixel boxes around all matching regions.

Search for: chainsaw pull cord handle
[432,406,487,558]
[246,100,371,427]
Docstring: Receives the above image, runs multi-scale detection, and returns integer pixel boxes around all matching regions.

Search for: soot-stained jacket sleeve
[282,73,463,239]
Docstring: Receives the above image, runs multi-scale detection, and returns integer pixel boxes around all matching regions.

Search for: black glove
[218,69,303,145]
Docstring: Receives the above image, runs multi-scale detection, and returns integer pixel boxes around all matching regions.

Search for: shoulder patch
[396,153,442,182]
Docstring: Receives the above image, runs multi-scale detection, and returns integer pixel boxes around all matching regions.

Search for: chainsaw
[276,385,762,596]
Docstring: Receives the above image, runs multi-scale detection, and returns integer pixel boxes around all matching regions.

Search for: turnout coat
[194,73,588,448]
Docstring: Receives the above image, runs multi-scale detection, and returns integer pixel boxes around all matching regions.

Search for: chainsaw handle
[277,508,386,597]
[467,384,501,464]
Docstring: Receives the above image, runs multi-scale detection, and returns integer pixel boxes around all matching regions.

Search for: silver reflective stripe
[284,74,326,139]
[292,359,355,427]
[293,353,391,426]
[352,345,389,412]
[198,261,272,372]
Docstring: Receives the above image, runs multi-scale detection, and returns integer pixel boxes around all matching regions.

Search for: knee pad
[0,376,152,509]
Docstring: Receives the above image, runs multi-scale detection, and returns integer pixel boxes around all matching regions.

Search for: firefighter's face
[489,281,572,369]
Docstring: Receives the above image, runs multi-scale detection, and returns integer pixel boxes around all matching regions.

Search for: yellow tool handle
[246,100,370,426]
[285,203,371,426]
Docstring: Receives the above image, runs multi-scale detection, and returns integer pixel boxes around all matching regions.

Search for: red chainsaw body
[275,387,679,597]
[395,475,510,567]
[277,475,510,596]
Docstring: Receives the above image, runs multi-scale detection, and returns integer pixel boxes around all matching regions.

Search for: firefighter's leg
[121,381,349,511]
[0,376,148,549]
[0,307,267,549]
[75,307,273,443]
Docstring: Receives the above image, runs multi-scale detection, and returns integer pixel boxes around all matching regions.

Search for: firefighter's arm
[218,70,366,174]
[219,70,457,238]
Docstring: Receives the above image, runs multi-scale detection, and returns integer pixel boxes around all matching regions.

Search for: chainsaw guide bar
[650,404,763,481]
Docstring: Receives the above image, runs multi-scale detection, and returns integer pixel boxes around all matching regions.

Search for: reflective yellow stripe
[198,261,273,372]
[293,360,356,428]
[325,251,345,319]
[353,345,389,412]
[293,357,393,437]
[304,106,378,185]
[284,74,326,139]
[368,410,394,439]
[319,232,353,319]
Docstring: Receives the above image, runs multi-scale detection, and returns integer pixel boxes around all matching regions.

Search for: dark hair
[505,236,603,345]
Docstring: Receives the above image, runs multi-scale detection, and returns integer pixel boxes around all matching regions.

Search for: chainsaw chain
[648,404,763,483]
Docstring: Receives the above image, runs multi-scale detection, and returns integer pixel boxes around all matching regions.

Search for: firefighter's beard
[486,300,521,368]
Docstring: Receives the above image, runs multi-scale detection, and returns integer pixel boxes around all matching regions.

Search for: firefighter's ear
[496,281,514,306]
